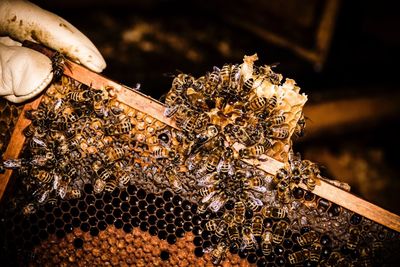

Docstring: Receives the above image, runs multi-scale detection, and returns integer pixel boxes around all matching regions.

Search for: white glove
[0,0,106,103]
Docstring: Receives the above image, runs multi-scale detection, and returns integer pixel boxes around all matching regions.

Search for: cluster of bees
[2,54,398,266]
[162,54,326,264]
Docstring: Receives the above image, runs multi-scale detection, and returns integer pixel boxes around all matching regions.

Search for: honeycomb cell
[304,192,315,201]
[120,191,129,202]
[163,190,173,202]
[123,223,133,233]
[149,226,158,236]
[147,204,156,214]
[121,202,130,212]
[113,209,122,218]
[54,218,64,228]
[201,230,211,240]
[80,223,90,232]
[72,218,81,228]
[90,227,99,236]
[194,247,204,257]
[138,200,148,210]
[247,253,258,264]
[350,213,362,225]
[137,189,146,200]
[167,234,177,244]
[73,237,83,248]
[98,221,107,231]
[85,195,95,205]
[183,222,193,232]
[62,213,72,223]
[79,212,89,222]
[257,257,267,267]
[164,202,174,213]
[64,223,73,233]
[112,198,121,208]
[103,193,112,204]
[122,213,130,223]
[239,249,248,259]
[114,219,123,229]
[129,195,139,206]
[139,211,149,221]
[77,201,87,211]
[173,206,184,217]
[55,229,65,239]
[202,240,211,249]
[87,205,96,216]
[158,229,168,240]
[111,187,120,198]
[176,228,185,238]
[174,217,184,228]
[328,204,342,217]
[38,230,48,240]
[127,184,137,195]
[89,217,98,226]
[70,207,79,217]
[165,213,175,224]
[82,184,93,194]
[131,217,140,227]
[95,199,104,210]
[96,210,106,221]
[160,250,170,261]
[45,214,55,224]
[275,256,285,266]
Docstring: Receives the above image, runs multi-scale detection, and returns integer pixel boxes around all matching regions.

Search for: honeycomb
[0,55,399,266]
[0,99,23,155]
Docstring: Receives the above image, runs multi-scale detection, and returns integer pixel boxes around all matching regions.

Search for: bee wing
[197,172,216,187]
[164,105,179,117]
[32,137,47,148]
[208,196,225,213]
[250,196,264,206]
[2,159,23,169]
[201,190,217,204]
[251,186,267,193]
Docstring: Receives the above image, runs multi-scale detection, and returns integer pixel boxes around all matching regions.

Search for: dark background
[32,0,400,214]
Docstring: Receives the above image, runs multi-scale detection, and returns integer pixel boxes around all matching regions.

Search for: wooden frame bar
[1,42,399,232]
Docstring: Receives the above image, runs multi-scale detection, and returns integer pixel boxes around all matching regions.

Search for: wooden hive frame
[1,42,399,233]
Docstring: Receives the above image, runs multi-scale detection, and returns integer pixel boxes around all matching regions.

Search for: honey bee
[277,186,291,204]
[293,113,306,138]
[297,231,319,247]
[22,203,37,216]
[104,119,132,136]
[104,147,125,163]
[267,115,286,126]
[104,178,118,192]
[272,221,288,244]
[288,250,307,264]
[227,225,240,241]
[231,125,253,146]
[205,219,219,232]
[67,90,91,102]
[165,166,183,193]
[245,195,263,211]
[208,193,226,212]
[172,73,194,92]
[152,146,176,160]
[239,144,265,158]
[67,188,82,199]
[215,220,228,238]
[117,172,131,187]
[34,170,53,183]
[241,225,257,250]
[205,66,220,95]
[347,227,359,250]
[23,124,36,137]
[229,64,241,90]
[242,78,254,94]
[309,242,322,262]
[266,95,278,112]
[233,201,245,224]
[251,215,263,237]
[216,148,234,175]
[325,252,342,267]
[220,64,231,87]
[210,240,228,265]
[204,150,222,173]
[246,96,267,112]
[261,230,273,255]
[95,167,113,181]
[197,172,218,187]
[180,116,198,133]
[29,137,47,149]
[267,125,289,139]
[261,207,287,219]
[199,187,217,204]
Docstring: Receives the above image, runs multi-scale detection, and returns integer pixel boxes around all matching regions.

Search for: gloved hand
[0,0,106,103]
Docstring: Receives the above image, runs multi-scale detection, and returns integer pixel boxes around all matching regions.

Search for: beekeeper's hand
[0,0,106,103]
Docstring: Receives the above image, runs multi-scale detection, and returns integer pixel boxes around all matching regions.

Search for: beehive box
[0,43,399,266]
